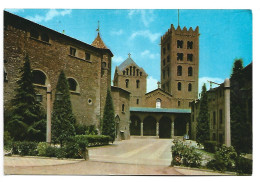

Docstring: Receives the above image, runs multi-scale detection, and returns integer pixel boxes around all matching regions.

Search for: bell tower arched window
[188,83,192,92]
[188,67,193,76]
[177,66,182,76]
[178,82,182,91]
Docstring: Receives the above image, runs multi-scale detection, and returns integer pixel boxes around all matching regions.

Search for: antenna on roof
[96,20,100,33]
[178,9,180,27]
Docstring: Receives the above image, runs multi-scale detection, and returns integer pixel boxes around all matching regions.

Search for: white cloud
[110,29,123,35]
[147,76,158,93]
[128,9,154,27]
[199,77,224,94]
[26,9,72,23]
[130,30,160,43]
[141,50,159,59]
[113,56,124,64]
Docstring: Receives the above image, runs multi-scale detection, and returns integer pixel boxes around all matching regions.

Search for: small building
[190,79,231,145]
[111,86,131,140]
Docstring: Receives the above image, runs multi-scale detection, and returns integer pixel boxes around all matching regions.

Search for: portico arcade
[130,108,191,138]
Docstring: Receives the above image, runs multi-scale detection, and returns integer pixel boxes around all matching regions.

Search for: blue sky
[5,9,252,93]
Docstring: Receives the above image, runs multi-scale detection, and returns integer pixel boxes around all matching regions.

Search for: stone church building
[114,25,200,138]
[4,10,200,140]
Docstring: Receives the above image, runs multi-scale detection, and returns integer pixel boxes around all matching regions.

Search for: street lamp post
[46,84,52,143]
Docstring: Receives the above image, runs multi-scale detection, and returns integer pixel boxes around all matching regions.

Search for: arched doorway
[159,116,171,138]
[143,116,156,136]
[174,117,186,136]
[130,115,141,135]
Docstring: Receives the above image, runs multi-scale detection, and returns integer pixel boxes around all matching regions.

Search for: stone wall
[4,11,112,128]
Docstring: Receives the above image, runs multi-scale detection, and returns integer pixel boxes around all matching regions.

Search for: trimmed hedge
[12,141,38,156]
[75,135,110,147]
[204,140,217,153]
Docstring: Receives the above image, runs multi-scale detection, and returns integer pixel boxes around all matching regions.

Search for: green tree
[230,59,251,153]
[102,89,115,142]
[196,83,210,145]
[52,70,76,147]
[6,54,46,141]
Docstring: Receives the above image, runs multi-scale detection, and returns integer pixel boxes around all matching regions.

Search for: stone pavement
[4,138,230,175]
[88,138,173,166]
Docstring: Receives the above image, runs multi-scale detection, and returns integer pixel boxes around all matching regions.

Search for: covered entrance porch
[130,107,191,138]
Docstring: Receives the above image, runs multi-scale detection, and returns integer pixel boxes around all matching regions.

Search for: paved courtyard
[88,137,173,166]
[4,138,229,175]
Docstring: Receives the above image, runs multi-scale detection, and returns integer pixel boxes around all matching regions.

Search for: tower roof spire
[91,21,108,49]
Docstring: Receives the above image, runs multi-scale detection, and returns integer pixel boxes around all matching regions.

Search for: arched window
[140,72,142,76]
[136,80,140,88]
[136,69,139,76]
[41,33,49,42]
[32,70,46,85]
[30,29,39,39]
[125,79,129,88]
[122,104,125,112]
[188,83,192,92]
[123,70,125,75]
[67,78,78,92]
[178,82,182,91]
[156,98,161,108]
[126,68,129,75]
[188,67,193,76]
[177,66,182,76]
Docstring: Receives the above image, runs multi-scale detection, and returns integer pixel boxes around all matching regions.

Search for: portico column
[224,78,231,147]
[186,122,190,135]
[156,121,159,137]
[141,121,143,136]
[171,121,174,138]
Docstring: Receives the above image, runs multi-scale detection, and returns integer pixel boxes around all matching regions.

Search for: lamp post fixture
[46,85,64,144]
[36,94,43,102]
[55,91,63,101]
[46,84,52,143]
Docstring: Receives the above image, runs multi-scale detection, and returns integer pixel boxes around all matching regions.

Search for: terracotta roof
[91,33,108,49]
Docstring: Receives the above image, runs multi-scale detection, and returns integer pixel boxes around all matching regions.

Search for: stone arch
[159,116,172,138]
[130,115,141,135]
[67,77,80,93]
[32,69,50,86]
[174,116,187,136]
[143,116,156,136]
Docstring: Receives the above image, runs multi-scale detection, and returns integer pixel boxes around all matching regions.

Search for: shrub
[235,156,252,175]
[12,141,38,156]
[45,145,58,157]
[85,125,98,135]
[207,145,237,172]
[75,135,110,147]
[75,124,88,135]
[37,142,49,156]
[204,140,217,153]
[4,131,13,151]
[56,147,67,159]
[171,141,202,168]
